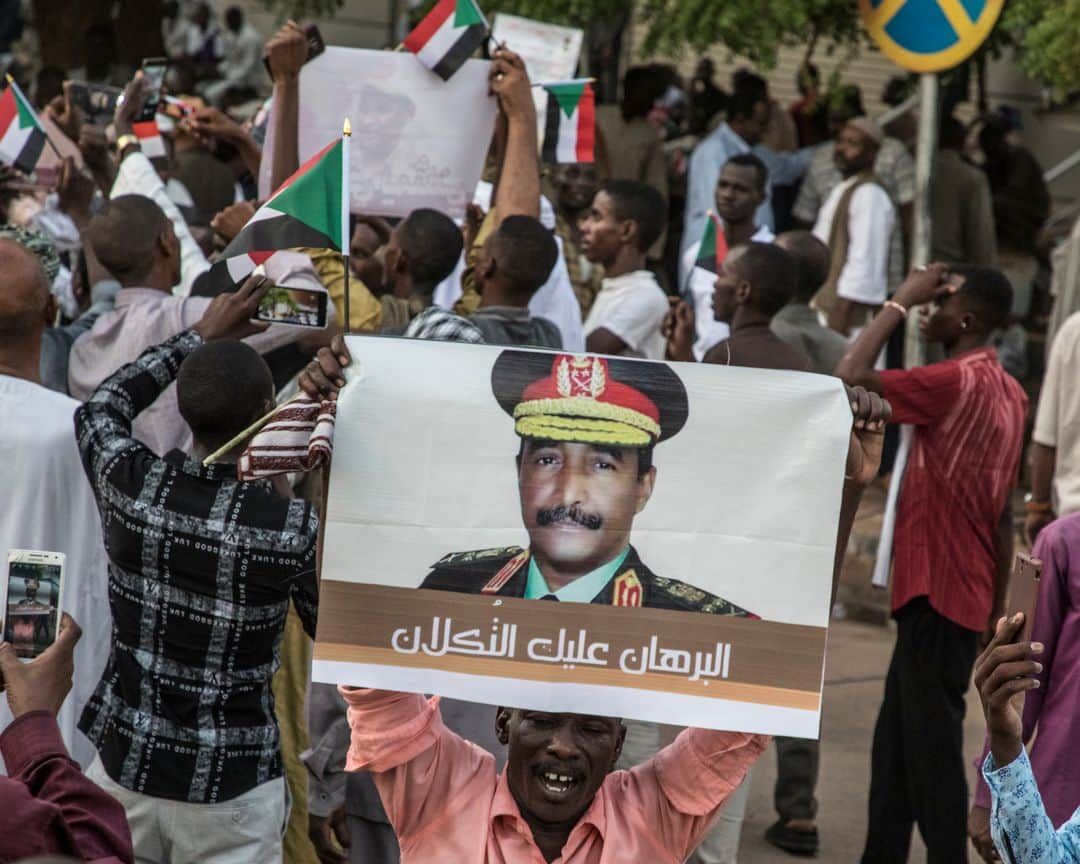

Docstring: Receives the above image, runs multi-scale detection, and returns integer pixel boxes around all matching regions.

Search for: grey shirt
[770,303,849,376]
[470,305,563,350]
[39,280,120,395]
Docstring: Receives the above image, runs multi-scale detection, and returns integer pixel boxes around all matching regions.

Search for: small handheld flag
[694,211,728,275]
[205,137,346,293]
[132,120,166,159]
[0,76,48,174]
[539,79,595,164]
[404,0,488,81]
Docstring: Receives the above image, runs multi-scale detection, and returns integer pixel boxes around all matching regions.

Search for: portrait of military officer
[419,350,757,617]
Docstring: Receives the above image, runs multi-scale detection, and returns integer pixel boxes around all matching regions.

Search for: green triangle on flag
[268,139,343,249]
[453,0,485,28]
[696,215,717,266]
[10,82,41,131]
[546,82,585,119]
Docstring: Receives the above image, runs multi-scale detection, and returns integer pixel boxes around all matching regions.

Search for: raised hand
[192,275,272,341]
[974,613,1043,769]
[0,614,81,718]
[844,384,890,485]
[265,20,308,84]
[298,334,351,401]
[663,298,695,362]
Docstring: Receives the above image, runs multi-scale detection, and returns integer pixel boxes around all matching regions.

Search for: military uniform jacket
[419,545,756,617]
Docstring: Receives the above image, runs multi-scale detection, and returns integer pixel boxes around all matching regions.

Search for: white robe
[0,374,111,768]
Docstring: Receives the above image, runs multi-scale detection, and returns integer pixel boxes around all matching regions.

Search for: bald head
[85,195,174,288]
[776,231,830,303]
[0,238,51,340]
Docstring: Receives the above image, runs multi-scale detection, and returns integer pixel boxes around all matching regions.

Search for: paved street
[737,616,987,861]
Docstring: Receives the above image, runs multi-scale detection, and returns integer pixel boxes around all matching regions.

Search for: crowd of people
[1,4,1080,864]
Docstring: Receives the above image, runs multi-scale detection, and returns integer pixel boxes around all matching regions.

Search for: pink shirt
[341,688,768,863]
[68,288,301,456]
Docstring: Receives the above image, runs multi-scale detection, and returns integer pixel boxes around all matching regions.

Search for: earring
[961,321,968,330]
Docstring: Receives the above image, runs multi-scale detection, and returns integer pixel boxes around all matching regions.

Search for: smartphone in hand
[136,56,168,123]
[3,550,65,661]
[1009,553,1042,644]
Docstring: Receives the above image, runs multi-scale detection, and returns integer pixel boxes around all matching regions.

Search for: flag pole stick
[5,74,63,161]
[202,392,306,466]
[341,117,352,334]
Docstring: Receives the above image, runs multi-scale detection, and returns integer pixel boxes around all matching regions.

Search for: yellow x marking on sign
[858,0,1003,73]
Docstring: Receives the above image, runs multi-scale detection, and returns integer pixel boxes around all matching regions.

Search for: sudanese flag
[539,79,595,164]
[206,136,348,292]
[404,0,487,81]
[0,79,46,174]
[694,211,728,274]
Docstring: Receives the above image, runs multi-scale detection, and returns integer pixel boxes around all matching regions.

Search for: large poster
[295,47,497,220]
[313,338,850,737]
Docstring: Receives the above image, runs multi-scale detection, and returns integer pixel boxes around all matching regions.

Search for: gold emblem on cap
[556,356,606,400]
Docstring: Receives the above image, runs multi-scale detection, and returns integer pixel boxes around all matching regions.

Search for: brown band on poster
[316,581,827,710]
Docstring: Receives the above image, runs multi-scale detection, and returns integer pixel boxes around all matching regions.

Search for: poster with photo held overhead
[313,338,851,737]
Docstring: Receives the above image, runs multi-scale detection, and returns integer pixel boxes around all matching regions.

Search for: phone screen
[253,284,328,328]
[4,559,62,659]
[68,81,122,123]
[137,57,168,122]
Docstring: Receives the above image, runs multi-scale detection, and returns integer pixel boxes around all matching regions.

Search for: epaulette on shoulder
[652,575,709,606]
[432,546,524,568]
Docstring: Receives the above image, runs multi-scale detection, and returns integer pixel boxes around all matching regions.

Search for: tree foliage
[1002,0,1080,96]
[487,0,866,67]
[258,0,1080,94]
[255,0,345,21]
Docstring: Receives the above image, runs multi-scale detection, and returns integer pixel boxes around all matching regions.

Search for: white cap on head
[846,116,885,146]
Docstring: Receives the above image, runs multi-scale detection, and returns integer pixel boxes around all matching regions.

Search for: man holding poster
[420,350,755,616]
[299,341,889,862]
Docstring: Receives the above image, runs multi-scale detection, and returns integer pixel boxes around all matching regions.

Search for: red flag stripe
[576,83,595,163]
[269,139,338,199]
[403,0,456,52]
[0,88,16,136]
[132,121,159,139]
[715,212,730,263]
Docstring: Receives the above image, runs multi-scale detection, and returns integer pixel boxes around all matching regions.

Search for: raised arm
[338,688,494,844]
[489,49,539,223]
[265,21,307,192]
[111,75,210,296]
[834,263,950,392]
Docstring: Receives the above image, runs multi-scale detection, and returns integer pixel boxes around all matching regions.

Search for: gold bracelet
[115,133,141,154]
[883,300,908,318]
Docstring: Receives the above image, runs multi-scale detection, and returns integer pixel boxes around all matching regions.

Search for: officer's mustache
[536,504,603,530]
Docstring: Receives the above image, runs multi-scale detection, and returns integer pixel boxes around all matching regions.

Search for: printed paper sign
[313,338,850,737]
[492,13,583,84]
[295,47,497,220]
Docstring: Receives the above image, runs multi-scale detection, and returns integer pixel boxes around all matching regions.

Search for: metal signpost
[857,0,1005,587]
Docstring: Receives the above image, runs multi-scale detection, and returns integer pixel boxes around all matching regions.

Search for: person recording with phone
[74,279,323,864]
[974,613,1080,863]
[835,262,1028,862]
[969,514,1080,862]
[0,614,135,864]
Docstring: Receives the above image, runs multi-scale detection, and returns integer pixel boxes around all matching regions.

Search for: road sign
[858,0,1003,73]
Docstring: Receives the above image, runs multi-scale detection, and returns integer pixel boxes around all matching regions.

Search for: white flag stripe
[415,15,465,69]
[226,255,256,283]
[0,123,32,163]
[556,106,580,163]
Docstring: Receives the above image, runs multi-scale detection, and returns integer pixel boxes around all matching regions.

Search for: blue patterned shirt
[984,748,1080,862]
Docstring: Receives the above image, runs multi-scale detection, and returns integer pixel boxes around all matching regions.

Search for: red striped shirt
[881,347,1027,632]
